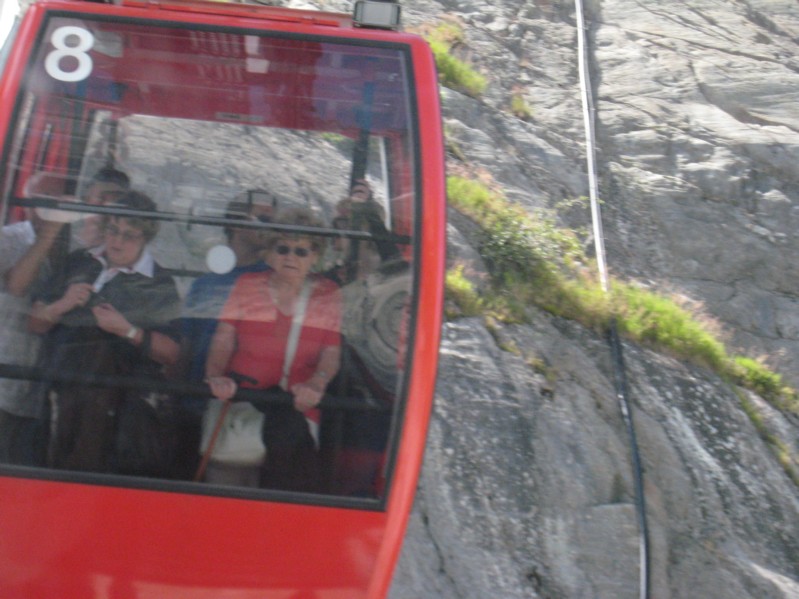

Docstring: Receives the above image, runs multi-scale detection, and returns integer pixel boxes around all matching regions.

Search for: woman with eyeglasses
[205,207,341,491]
[28,190,181,475]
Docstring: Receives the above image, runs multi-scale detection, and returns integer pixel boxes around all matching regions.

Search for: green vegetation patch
[446,172,799,483]
[445,265,482,318]
[423,23,487,98]
[445,174,799,418]
[510,93,533,120]
[732,357,798,412]
[612,283,728,371]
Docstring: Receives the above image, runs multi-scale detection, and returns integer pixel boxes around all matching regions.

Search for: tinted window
[0,14,418,503]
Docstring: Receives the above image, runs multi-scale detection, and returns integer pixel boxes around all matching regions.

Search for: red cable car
[0,0,445,596]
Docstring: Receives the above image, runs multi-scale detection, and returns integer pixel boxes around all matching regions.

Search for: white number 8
[45,26,94,82]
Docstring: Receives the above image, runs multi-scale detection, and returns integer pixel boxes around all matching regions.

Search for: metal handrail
[11,196,412,244]
[0,363,390,412]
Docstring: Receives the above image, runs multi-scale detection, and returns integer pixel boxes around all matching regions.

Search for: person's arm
[29,301,57,335]
[144,330,180,367]
[291,344,341,412]
[205,320,236,378]
[28,282,93,334]
[5,220,65,296]
[205,321,238,401]
[91,303,180,367]
[363,205,401,262]
[310,345,341,389]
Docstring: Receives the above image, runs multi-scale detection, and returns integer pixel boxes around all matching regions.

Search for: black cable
[608,319,651,599]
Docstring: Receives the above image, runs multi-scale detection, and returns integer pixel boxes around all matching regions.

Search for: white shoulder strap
[280,279,312,390]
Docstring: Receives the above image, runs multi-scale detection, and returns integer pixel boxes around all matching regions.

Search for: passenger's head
[266,208,324,281]
[75,168,131,248]
[267,207,325,253]
[336,179,384,226]
[349,179,373,202]
[85,167,130,205]
[223,189,278,242]
[101,191,159,268]
[103,190,159,241]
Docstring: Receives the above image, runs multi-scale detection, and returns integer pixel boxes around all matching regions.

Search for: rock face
[358,0,799,386]
[413,0,799,386]
[390,315,799,598]
[375,0,799,597]
[589,1,799,385]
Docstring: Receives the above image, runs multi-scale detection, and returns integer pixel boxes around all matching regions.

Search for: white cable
[575,0,609,293]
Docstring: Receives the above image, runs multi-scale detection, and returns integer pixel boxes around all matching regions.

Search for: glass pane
[0,0,20,77]
[0,14,417,501]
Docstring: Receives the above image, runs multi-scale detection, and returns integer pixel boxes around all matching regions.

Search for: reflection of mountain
[108,117,357,273]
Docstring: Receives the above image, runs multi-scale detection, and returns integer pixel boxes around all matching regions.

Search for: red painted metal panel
[0,476,386,596]
[0,1,445,596]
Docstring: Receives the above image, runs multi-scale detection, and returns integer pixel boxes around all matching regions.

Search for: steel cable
[574,1,651,597]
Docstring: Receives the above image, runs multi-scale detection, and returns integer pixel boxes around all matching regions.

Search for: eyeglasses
[105,225,144,244]
[274,244,311,258]
[97,190,125,203]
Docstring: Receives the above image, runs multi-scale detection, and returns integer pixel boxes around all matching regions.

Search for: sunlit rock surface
[381,0,799,596]
[390,315,798,598]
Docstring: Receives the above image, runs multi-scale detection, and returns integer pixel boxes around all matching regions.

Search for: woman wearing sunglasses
[205,207,342,490]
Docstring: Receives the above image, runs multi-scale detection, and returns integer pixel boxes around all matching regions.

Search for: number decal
[45,26,94,82]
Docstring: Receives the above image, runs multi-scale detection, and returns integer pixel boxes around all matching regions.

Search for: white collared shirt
[88,244,155,292]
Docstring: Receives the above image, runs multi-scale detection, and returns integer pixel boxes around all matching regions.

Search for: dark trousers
[0,408,48,467]
[51,385,118,473]
[48,334,129,474]
[172,406,202,481]
[261,404,320,493]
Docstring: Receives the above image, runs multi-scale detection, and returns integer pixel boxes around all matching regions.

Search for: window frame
[0,9,426,512]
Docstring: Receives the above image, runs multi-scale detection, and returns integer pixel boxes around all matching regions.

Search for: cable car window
[0,14,419,505]
[0,0,21,79]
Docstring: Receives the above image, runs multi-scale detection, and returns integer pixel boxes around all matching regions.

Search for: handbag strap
[280,279,312,390]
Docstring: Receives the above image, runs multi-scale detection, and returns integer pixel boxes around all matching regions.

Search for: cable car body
[0,0,445,596]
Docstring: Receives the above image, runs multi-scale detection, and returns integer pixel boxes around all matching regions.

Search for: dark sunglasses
[275,244,311,257]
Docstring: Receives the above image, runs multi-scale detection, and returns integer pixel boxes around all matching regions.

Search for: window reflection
[0,16,417,500]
